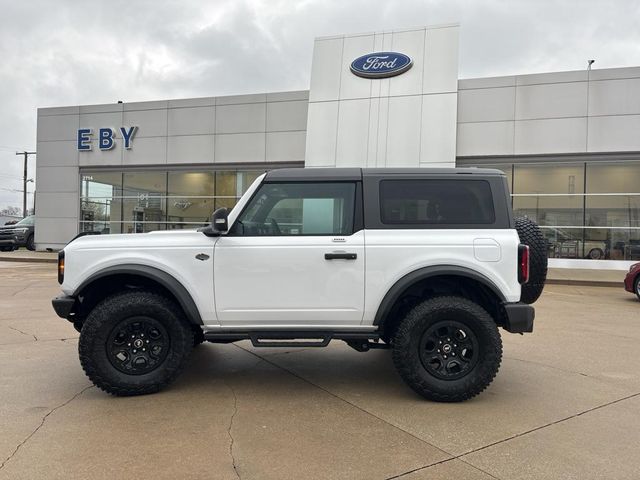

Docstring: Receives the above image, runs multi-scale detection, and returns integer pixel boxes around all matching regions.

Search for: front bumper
[502,302,535,333]
[0,238,16,247]
[624,272,636,293]
[52,295,76,321]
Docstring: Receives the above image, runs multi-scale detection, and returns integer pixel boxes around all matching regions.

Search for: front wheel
[392,296,502,402]
[79,290,194,396]
[26,234,35,251]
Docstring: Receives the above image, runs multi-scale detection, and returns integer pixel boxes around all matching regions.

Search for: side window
[233,182,356,236]
[380,180,495,225]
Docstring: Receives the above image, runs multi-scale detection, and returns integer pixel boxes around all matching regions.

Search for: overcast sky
[1,0,639,212]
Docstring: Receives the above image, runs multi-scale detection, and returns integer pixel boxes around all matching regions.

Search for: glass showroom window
[512,163,588,259]
[167,172,215,229]
[586,162,640,261]
[80,169,267,234]
[122,172,167,233]
[80,172,123,234]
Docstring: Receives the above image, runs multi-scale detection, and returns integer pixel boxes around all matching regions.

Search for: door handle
[324,252,357,260]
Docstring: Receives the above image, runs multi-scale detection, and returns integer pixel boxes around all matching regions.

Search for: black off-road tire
[26,234,35,251]
[392,296,502,402]
[515,217,548,304]
[79,290,194,396]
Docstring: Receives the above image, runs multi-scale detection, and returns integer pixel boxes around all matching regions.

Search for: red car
[624,263,640,300]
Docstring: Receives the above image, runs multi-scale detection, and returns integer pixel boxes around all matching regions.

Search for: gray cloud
[1,0,639,209]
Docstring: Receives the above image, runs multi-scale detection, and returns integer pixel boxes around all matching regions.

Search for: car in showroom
[624,262,640,300]
[543,227,608,259]
[0,215,35,251]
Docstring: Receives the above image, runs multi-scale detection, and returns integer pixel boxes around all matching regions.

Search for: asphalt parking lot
[0,262,638,480]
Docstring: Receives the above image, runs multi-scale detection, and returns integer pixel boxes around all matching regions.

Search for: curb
[0,256,57,264]
[546,278,620,288]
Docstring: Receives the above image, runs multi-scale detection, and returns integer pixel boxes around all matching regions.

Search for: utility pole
[15,151,36,217]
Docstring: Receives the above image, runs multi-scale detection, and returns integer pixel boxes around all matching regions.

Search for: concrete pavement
[0,261,639,479]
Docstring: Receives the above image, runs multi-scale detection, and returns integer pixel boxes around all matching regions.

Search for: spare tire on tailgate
[515,217,548,304]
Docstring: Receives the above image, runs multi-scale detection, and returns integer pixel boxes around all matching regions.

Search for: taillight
[518,244,529,284]
[58,250,65,285]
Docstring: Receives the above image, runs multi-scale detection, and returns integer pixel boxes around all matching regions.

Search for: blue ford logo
[350,52,413,79]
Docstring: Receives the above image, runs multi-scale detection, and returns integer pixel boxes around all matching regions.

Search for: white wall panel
[305,102,338,167]
[589,78,640,116]
[168,106,215,136]
[78,112,124,131]
[35,167,78,193]
[215,103,266,134]
[124,108,167,137]
[421,93,457,165]
[515,118,587,154]
[36,140,78,167]
[35,192,77,218]
[167,135,215,164]
[309,37,343,102]
[339,34,375,100]
[215,133,265,163]
[37,114,78,141]
[266,100,308,132]
[456,122,514,156]
[423,26,459,94]
[122,137,167,165]
[78,147,122,167]
[336,99,370,167]
[34,217,78,246]
[266,131,306,162]
[386,95,422,166]
[516,82,587,120]
[458,87,515,123]
[588,114,640,152]
[389,29,425,97]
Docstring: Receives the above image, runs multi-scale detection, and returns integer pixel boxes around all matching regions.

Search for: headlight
[14,228,28,234]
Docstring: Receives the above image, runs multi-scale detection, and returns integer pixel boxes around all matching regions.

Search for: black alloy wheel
[419,320,479,380]
[107,316,170,375]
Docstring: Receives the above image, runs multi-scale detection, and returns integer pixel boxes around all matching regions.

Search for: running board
[203,330,382,349]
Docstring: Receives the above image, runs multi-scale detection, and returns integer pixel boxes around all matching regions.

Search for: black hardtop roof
[264,167,505,182]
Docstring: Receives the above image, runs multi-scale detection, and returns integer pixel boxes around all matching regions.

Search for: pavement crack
[225,382,240,480]
[0,385,93,471]
[11,284,32,296]
[386,390,640,479]
[8,326,38,342]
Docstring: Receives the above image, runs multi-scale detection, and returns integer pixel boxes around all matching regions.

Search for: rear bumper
[52,295,76,321]
[502,302,535,333]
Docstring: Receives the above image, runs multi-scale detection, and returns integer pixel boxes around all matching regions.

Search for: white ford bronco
[53,168,547,402]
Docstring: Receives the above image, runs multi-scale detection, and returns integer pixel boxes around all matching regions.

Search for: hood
[66,229,215,251]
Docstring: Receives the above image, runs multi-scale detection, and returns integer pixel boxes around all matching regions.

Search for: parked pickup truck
[53,168,547,402]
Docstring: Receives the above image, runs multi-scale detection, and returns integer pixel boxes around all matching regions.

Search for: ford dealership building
[35,25,640,266]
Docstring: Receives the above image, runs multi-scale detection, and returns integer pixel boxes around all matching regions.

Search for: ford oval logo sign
[350,52,413,79]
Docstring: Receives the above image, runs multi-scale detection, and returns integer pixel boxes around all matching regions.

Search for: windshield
[15,216,34,226]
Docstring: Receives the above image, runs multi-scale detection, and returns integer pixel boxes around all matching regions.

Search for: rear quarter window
[380,179,495,225]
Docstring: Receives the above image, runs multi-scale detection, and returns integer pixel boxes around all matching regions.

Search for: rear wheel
[79,290,193,396]
[587,248,604,260]
[392,296,502,402]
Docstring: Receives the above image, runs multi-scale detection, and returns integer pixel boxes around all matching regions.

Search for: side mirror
[200,208,229,237]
